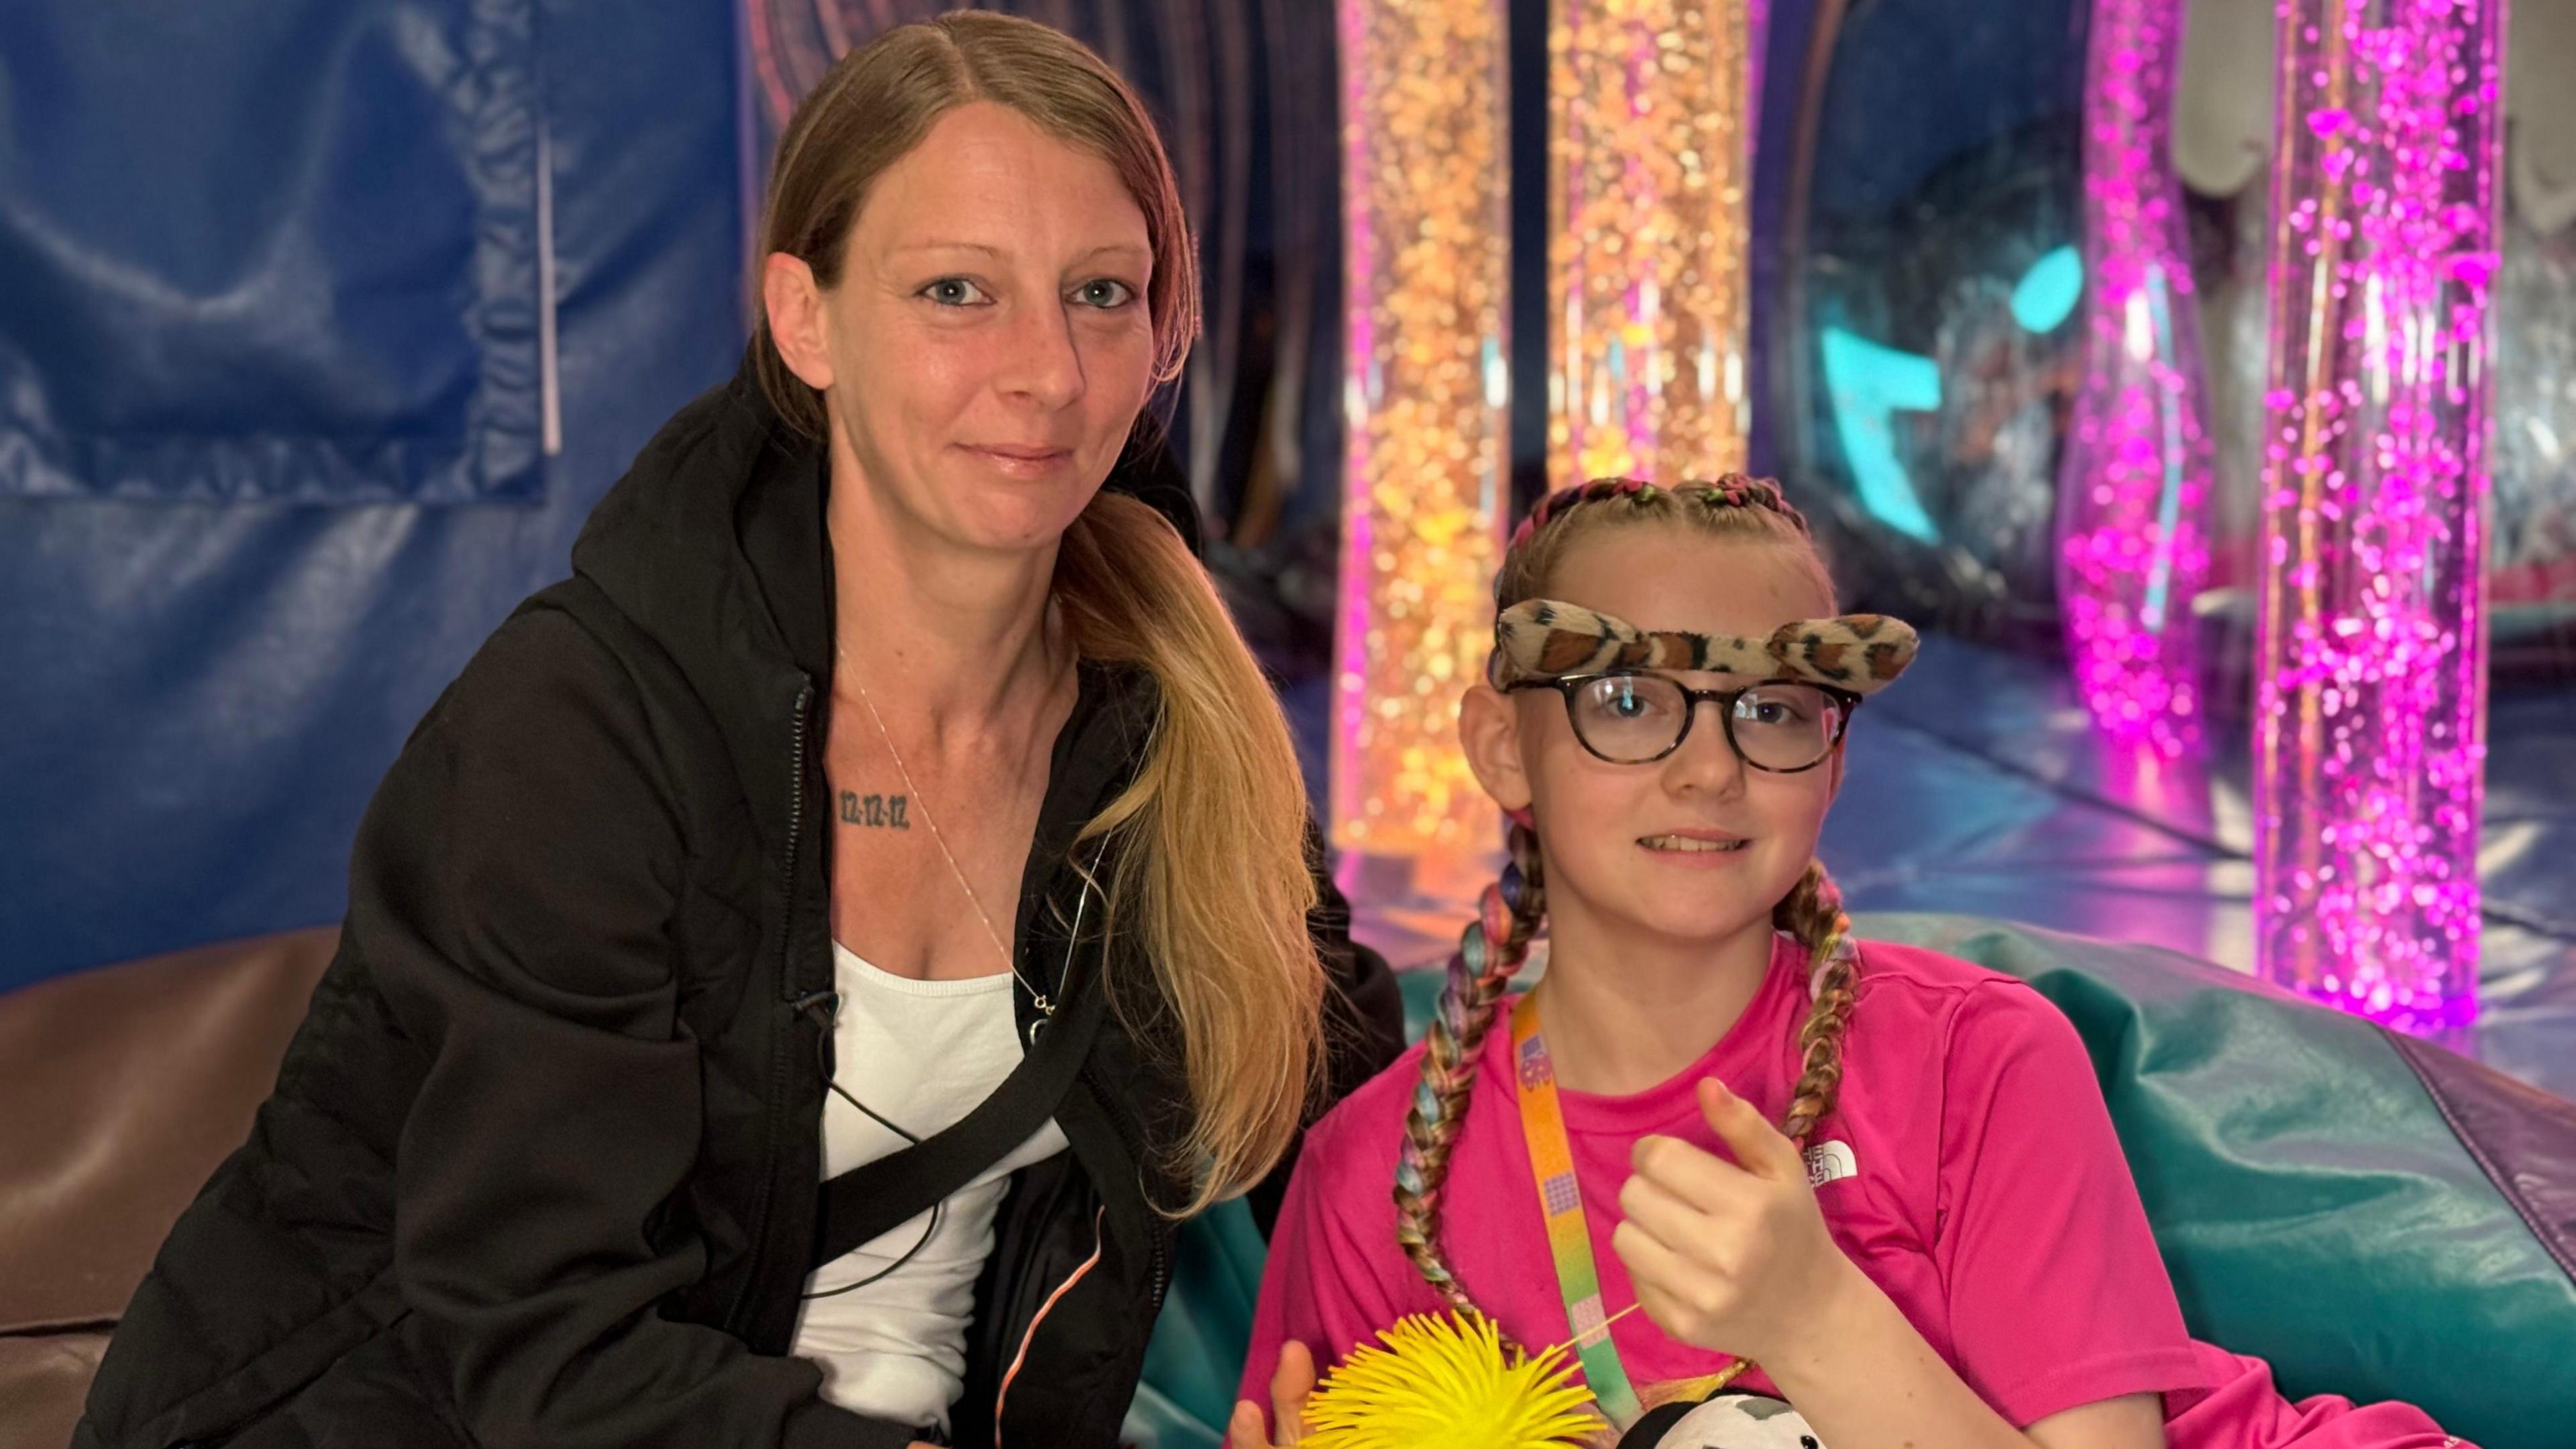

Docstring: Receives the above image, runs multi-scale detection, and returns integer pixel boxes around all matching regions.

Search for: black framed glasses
[1507,672,1861,772]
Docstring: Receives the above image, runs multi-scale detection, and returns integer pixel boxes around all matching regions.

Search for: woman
[76,14,1401,1449]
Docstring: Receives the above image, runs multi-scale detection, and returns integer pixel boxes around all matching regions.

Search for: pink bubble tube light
[2255,0,2503,1032]
[2057,0,2216,757]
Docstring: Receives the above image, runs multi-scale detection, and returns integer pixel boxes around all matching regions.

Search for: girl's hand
[1226,1340,1317,1447]
[1611,1077,1860,1364]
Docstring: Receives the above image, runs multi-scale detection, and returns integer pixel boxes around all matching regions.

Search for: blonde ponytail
[1053,489,1328,1215]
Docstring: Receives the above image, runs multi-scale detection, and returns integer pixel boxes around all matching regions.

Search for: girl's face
[1462,525,1843,952]
[764,101,1159,556]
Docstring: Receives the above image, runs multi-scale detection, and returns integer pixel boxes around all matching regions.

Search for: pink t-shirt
[1243,935,2467,1449]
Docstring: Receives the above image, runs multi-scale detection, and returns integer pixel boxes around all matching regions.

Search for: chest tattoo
[836,791,911,830]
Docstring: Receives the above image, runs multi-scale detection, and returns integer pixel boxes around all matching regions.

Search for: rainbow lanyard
[1509,991,1646,1428]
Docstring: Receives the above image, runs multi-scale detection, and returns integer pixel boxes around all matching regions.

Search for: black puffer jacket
[75,367,1404,1449]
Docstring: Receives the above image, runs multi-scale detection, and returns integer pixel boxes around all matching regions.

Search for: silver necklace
[836,650,1057,1020]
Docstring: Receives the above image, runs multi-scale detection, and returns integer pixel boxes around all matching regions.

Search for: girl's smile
[1638,827,1756,865]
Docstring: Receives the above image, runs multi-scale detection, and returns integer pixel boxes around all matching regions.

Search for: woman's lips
[961,443,1076,477]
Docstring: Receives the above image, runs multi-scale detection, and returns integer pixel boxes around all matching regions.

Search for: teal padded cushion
[1125,914,2576,1448]
[1863,915,2576,1448]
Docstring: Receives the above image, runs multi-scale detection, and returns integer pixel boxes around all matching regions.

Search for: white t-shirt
[789,943,1071,1435]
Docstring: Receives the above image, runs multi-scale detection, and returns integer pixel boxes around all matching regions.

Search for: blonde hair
[1394,477,1861,1311]
[755,13,1321,1214]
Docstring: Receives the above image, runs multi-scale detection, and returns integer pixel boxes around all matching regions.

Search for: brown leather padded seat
[0,929,337,1448]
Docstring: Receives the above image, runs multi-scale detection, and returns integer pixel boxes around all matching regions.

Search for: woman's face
[1463,526,1844,951]
[769,101,1159,555]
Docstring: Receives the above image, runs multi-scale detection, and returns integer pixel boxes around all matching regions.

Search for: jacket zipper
[992,1206,1108,1446]
[1081,1054,1173,1312]
[727,680,816,1337]
[778,680,816,1004]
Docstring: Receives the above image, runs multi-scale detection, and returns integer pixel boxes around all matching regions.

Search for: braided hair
[1391,476,1864,1313]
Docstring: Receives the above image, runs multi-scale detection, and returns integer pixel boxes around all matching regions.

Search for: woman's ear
[1458,683,1535,818]
[762,252,835,392]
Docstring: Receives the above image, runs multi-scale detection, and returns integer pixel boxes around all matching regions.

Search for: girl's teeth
[1645,835,1744,852]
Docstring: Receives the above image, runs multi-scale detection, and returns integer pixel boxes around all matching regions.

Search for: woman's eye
[920,277,991,307]
[1073,278,1138,308]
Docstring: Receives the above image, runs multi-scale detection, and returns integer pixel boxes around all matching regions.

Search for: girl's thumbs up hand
[1610,1077,1860,1364]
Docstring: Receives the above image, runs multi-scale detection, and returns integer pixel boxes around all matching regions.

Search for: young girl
[1230,478,2467,1449]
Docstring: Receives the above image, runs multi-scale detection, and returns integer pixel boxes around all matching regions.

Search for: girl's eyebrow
[1600,663,1766,683]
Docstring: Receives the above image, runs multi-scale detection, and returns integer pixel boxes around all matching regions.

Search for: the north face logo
[1804,1140,1857,1187]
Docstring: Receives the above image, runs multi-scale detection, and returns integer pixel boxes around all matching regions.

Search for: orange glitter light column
[1550,0,1755,486]
[1330,0,1511,898]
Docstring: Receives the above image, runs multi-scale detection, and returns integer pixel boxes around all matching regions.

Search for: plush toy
[1616,1393,1827,1449]
[1300,1310,1602,1449]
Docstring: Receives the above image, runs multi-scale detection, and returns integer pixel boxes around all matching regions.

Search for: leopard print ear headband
[1489,598,1919,694]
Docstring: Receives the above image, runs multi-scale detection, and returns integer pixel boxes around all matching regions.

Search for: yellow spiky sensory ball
[1300,1310,1602,1449]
